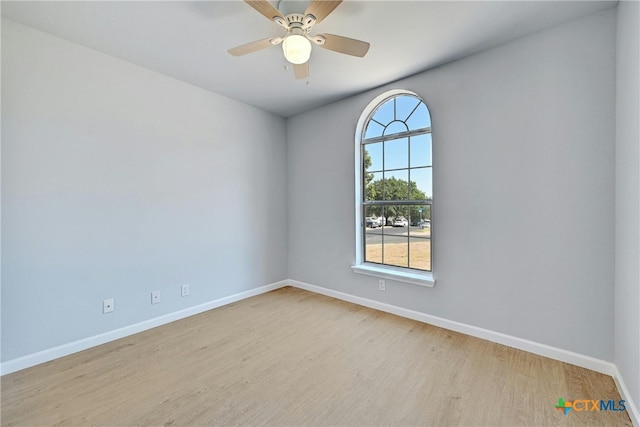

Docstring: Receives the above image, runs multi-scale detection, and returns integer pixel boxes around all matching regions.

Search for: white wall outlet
[151,291,160,304]
[103,298,114,313]
[181,284,189,297]
[379,280,386,291]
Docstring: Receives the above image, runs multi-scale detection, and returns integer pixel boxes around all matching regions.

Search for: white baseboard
[612,364,640,427]
[289,279,616,375]
[0,280,288,376]
[289,279,639,426]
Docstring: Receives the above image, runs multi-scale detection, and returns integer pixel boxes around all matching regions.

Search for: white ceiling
[1,0,616,118]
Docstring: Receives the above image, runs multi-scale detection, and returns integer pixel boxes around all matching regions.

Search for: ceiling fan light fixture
[282,34,312,64]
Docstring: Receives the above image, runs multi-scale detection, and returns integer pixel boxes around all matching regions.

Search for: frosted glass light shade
[282,35,311,64]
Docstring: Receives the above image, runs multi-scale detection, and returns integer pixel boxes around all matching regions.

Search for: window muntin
[361,94,432,272]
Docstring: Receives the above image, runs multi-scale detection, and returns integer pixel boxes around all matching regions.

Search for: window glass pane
[383,235,408,268]
[364,206,384,264]
[409,237,431,271]
[383,170,408,200]
[395,96,420,122]
[406,102,431,130]
[364,143,382,172]
[410,134,432,168]
[386,204,409,227]
[365,172,383,201]
[383,121,408,136]
[365,205,384,227]
[364,121,384,139]
[409,167,432,199]
[365,235,383,264]
[408,205,431,232]
[384,137,408,170]
[371,98,394,126]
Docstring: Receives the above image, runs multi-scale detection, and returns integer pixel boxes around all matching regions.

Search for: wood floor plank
[1,287,632,426]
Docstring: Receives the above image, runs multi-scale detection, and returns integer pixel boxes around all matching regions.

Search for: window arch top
[364,95,431,140]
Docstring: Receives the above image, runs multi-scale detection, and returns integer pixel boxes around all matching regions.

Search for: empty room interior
[1,0,639,425]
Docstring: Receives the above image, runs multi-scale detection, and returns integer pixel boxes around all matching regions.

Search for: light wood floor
[1,286,632,426]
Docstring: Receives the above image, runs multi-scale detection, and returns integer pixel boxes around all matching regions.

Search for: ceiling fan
[228,0,370,79]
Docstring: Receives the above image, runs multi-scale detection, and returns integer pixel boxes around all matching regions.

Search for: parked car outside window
[393,217,408,227]
[365,217,381,228]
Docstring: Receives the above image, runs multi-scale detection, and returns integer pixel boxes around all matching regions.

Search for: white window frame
[351,89,435,287]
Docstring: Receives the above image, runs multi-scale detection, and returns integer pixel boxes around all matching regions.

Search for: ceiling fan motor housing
[286,14,306,26]
[283,13,316,32]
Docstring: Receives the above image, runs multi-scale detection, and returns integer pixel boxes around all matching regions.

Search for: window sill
[351,264,435,288]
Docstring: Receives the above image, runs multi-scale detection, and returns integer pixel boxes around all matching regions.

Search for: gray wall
[287,9,616,360]
[1,19,288,361]
[615,1,640,409]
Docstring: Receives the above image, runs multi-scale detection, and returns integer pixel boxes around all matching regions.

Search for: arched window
[353,90,434,286]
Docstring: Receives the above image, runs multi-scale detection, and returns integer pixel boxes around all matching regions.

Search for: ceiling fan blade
[294,62,310,80]
[228,38,275,56]
[304,0,342,24]
[244,0,284,21]
[317,33,370,57]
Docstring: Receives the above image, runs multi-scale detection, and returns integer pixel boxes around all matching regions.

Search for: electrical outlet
[151,291,161,304]
[103,298,114,313]
[379,280,386,291]
[181,284,190,297]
